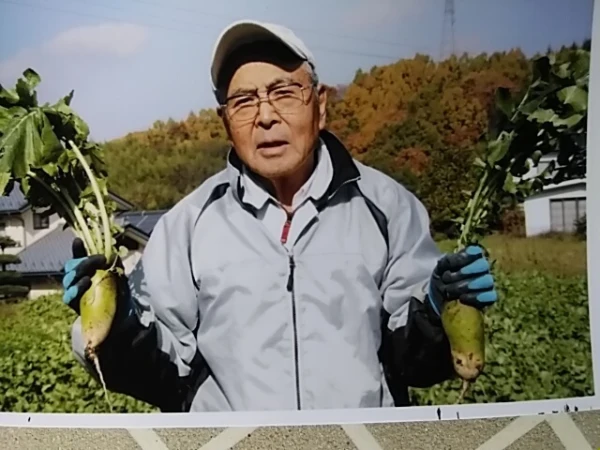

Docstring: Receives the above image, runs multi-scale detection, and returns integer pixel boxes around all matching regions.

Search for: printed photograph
[0,0,595,414]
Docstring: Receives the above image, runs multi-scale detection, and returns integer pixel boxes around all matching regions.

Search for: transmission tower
[440,0,456,60]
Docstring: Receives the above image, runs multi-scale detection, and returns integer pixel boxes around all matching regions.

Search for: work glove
[62,237,133,325]
[428,244,498,316]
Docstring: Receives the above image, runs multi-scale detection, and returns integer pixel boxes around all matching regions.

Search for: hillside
[103,108,229,210]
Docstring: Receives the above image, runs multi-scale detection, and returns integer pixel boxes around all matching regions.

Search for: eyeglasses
[223,82,314,123]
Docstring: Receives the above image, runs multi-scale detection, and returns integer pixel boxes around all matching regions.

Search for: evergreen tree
[0,236,31,301]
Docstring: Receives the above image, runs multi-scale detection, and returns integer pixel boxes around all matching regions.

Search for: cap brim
[210,20,309,91]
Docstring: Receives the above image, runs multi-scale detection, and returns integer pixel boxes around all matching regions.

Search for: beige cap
[210,20,317,96]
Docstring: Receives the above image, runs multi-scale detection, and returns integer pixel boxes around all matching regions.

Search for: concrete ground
[0,411,598,450]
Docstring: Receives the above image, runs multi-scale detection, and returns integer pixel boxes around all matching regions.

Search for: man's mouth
[257,140,288,149]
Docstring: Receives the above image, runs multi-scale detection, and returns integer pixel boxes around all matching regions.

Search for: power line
[1,0,416,62]
[1,0,203,38]
[116,0,430,50]
[59,0,219,32]
[80,0,437,57]
[440,0,457,60]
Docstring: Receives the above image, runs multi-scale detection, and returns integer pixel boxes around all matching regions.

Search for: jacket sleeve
[378,183,456,392]
[70,206,208,412]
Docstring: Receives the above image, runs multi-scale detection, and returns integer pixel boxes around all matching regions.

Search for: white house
[0,183,168,299]
[522,153,586,236]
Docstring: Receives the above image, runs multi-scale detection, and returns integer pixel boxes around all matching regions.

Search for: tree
[417,144,481,237]
[103,136,230,210]
[0,236,30,301]
[451,47,590,243]
[489,48,589,193]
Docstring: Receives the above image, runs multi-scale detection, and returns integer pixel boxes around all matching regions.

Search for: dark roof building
[0,183,168,277]
[0,182,137,214]
[116,210,169,236]
[8,226,76,276]
[0,184,28,214]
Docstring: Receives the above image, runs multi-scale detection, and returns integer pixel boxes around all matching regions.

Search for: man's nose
[255,97,280,128]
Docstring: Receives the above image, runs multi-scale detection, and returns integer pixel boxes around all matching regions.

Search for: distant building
[0,183,167,299]
[522,153,586,236]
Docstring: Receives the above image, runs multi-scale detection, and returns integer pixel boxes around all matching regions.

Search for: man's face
[219,55,327,181]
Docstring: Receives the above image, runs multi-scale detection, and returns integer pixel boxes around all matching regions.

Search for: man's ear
[216,105,226,131]
[217,106,234,142]
[317,84,328,130]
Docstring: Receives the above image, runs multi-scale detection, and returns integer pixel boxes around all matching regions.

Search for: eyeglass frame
[220,80,318,123]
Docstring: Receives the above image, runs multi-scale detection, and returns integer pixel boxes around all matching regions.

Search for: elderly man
[63,20,498,412]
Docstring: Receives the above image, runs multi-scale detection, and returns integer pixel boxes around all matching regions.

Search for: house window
[33,212,49,230]
[550,198,586,233]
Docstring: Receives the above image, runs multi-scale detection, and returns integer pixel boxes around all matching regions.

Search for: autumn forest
[102,41,591,238]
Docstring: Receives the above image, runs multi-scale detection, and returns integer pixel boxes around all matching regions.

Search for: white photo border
[0,396,598,429]
[0,0,599,430]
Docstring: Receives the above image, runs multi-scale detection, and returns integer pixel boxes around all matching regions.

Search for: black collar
[226,129,361,208]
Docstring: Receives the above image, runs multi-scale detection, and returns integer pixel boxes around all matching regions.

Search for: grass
[0,294,157,413]
[0,233,591,412]
[410,267,592,405]
[436,232,587,277]
[413,231,592,405]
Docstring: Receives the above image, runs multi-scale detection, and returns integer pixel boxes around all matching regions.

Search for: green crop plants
[0,69,131,410]
[443,48,589,403]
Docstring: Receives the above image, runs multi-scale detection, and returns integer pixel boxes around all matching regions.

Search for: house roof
[116,210,169,236]
[0,180,166,276]
[8,210,167,276]
[0,182,136,214]
[0,184,28,213]
[539,152,559,162]
[524,178,587,200]
[8,226,76,276]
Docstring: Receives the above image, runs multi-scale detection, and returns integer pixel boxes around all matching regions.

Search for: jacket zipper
[281,213,301,410]
[276,177,358,410]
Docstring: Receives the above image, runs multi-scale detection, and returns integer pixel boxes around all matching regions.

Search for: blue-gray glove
[428,245,497,316]
[62,238,133,323]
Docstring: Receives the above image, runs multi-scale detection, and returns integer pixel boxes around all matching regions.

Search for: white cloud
[340,0,422,28]
[0,22,151,143]
[0,48,38,85]
[0,22,148,84]
[45,23,148,58]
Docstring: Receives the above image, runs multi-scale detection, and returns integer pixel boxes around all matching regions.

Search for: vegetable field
[0,234,591,413]
[0,294,156,414]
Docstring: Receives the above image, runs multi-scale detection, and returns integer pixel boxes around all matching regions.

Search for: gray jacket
[70,130,455,412]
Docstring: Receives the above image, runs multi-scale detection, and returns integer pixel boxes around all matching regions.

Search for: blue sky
[0,0,594,142]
